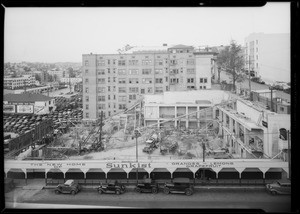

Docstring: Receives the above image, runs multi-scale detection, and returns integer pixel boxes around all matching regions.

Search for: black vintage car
[55,180,81,195]
[97,180,126,195]
[134,178,159,194]
[163,178,194,196]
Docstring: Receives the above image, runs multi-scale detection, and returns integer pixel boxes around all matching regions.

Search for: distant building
[47,69,69,81]
[4,75,35,90]
[3,93,56,115]
[244,33,290,84]
[82,44,217,122]
[60,77,82,84]
[3,85,54,95]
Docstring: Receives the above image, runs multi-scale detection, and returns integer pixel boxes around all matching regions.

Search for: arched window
[279,128,287,140]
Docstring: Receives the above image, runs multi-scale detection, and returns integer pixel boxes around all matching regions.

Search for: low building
[4,75,36,90]
[3,93,56,115]
[59,77,82,84]
[144,90,231,129]
[214,98,290,159]
[3,85,54,95]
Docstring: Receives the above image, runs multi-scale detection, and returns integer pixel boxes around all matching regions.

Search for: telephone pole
[134,129,139,184]
[99,111,103,147]
[287,130,291,180]
[248,55,252,97]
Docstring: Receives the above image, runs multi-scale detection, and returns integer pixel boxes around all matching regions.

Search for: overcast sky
[4,3,290,63]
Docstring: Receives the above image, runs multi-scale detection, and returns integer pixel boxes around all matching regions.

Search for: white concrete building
[215,98,290,159]
[4,75,36,89]
[244,33,290,84]
[59,77,82,84]
[144,90,231,129]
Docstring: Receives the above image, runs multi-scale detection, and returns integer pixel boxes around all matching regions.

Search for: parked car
[163,178,194,196]
[55,180,81,195]
[266,180,291,195]
[134,178,159,194]
[97,180,126,195]
[5,178,15,193]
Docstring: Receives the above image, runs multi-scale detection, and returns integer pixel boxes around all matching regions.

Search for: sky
[4,3,290,63]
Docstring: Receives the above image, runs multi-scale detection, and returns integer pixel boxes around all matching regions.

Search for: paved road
[5,188,291,212]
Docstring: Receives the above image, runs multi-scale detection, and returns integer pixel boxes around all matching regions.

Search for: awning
[174,168,192,172]
[219,168,238,172]
[266,168,283,172]
[242,168,262,172]
[48,168,63,173]
[129,168,147,173]
[151,168,170,172]
[8,168,24,173]
[26,169,45,172]
[87,168,104,173]
[108,168,126,173]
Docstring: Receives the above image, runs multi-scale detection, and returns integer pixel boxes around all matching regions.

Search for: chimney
[163,44,167,46]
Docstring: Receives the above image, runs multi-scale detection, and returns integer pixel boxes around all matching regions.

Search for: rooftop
[4,93,53,102]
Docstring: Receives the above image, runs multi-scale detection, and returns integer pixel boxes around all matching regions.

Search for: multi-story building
[4,75,36,90]
[244,33,290,84]
[47,69,69,81]
[82,44,216,123]
[60,77,82,85]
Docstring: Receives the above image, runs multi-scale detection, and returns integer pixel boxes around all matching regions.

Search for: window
[141,89,145,94]
[98,104,105,110]
[142,60,152,65]
[129,87,139,93]
[147,87,153,93]
[119,104,126,109]
[98,78,105,84]
[107,68,110,74]
[118,60,126,66]
[128,69,139,75]
[108,77,110,83]
[142,69,152,75]
[118,95,127,102]
[280,107,284,112]
[155,60,163,66]
[85,96,89,102]
[85,87,89,93]
[155,78,163,83]
[187,59,194,65]
[187,86,195,90]
[107,59,110,65]
[200,78,203,83]
[118,78,126,84]
[85,60,89,66]
[85,104,89,110]
[155,69,163,74]
[200,86,202,89]
[187,68,195,74]
[97,60,105,66]
[118,69,126,75]
[166,86,169,91]
[98,96,105,101]
[113,95,116,100]
[256,47,258,52]
[129,78,139,84]
[142,78,152,84]
[170,78,179,84]
[108,86,110,92]
[97,69,105,75]
[98,87,105,93]
[203,86,206,89]
[204,78,207,83]
[256,55,258,60]
[170,59,177,65]
[113,77,116,82]
[108,95,110,100]
[129,94,137,100]
[256,63,258,68]
[170,69,179,74]
[187,78,194,83]
[165,77,168,82]
[119,87,126,93]
[86,113,89,118]
[85,69,89,74]
[155,87,163,93]
[129,60,138,65]
[85,78,89,83]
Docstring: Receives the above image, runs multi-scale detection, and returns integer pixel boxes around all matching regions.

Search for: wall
[236,100,262,124]
[195,54,212,89]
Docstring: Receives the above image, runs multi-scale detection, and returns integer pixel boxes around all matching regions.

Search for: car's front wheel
[163,188,170,194]
[152,188,158,194]
[185,188,193,196]
[71,190,76,195]
[98,189,103,194]
[116,189,121,195]
[55,190,60,194]
[271,191,277,195]
[134,187,141,193]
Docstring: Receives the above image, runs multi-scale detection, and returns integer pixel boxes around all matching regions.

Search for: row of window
[85,77,207,84]
[84,59,195,67]
[85,68,196,75]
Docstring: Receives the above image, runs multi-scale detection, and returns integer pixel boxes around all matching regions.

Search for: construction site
[15,97,235,161]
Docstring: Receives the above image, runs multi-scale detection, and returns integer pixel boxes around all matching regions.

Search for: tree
[216,46,230,83]
[48,75,53,82]
[35,74,41,82]
[217,40,245,91]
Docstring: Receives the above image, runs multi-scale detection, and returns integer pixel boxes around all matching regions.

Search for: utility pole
[134,129,139,184]
[270,87,274,112]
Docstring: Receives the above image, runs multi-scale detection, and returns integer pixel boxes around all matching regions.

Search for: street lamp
[134,129,139,184]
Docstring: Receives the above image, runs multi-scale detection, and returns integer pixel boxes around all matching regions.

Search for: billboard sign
[34,106,45,114]
[17,105,34,114]
[3,105,16,113]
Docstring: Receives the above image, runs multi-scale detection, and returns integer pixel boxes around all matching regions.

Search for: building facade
[244,33,290,84]
[4,75,36,90]
[214,98,290,159]
[82,45,216,122]
[3,93,56,115]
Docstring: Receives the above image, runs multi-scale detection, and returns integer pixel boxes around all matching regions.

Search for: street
[5,187,291,212]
